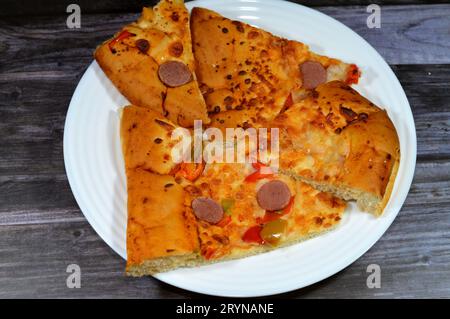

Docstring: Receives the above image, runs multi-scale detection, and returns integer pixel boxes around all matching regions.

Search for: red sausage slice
[158,61,192,87]
[192,197,224,224]
[256,180,291,211]
[300,61,327,89]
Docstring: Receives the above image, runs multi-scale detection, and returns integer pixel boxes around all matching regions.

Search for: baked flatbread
[95,0,209,127]
[125,168,200,275]
[116,3,400,276]
[271,81,400,215]
[191,7,360,130]
[187,163,346,262]
[121,105,346,274]
[120,105,179,175]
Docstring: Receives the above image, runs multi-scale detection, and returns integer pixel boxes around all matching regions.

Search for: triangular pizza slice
[95,0,209,127]
[271,81,400,215]
[190,7,360,130]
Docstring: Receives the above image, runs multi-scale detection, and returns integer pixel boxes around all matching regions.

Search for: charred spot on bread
[135,39,150,53]
[339,105,358,121]
[169,41,184,57]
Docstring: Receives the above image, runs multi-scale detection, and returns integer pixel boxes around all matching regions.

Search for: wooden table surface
[0,0,449,298]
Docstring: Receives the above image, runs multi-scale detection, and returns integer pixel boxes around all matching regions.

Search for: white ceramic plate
[64,0,416,297]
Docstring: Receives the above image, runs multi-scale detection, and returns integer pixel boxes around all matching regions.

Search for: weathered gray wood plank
[391,64,450,160]
[319,4,450,64]
[0,220,192,298]
[0,174,82,226]
[1,1,449,17]
[0,5,449,66]
[0,169,449,298]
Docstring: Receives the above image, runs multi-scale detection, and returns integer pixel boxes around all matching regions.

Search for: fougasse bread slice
[271,81,400,215]
[120,105,180,175]
[95,0,209,127]
[190,7,360,131]
[121,105,200,275]
[125,168,200,275]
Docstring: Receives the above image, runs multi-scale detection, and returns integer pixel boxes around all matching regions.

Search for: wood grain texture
[1,0,449,17]
[319,5,450,64]
[0,2,449,298]
[0,4,448,67]
[0,160,449,298]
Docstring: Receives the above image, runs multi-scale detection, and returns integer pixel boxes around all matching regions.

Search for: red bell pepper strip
[204,248,216,260]
[281,92,294,112]
[345,64,360,85]
[281,195,295,215]
[242,225,264,244]
[244,170,273,182]
[252,161,271,171]
[216,215,231,228]
[109,30,135,52]
[245,162,273,182]
[177,162,205,182]
[258,196,296,224]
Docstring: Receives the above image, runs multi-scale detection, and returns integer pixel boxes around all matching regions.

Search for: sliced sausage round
[256,180,291,211]
[192,197,224,224]
[158,61,192,87]
[300,60,327,89]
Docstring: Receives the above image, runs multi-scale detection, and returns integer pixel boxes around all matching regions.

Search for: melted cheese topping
[190,163,346,260]
[191,7,358,130]
[272,81,398,199]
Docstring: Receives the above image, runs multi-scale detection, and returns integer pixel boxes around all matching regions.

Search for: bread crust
[121,103,200,275]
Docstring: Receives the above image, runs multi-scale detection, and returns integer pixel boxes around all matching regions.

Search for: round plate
[64,0,416,297]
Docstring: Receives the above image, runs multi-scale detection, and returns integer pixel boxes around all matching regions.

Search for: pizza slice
[125,168,200,275]
[187,162,347,262]
[190,7,360,130]
[95,0,209,127]
[121,105,200,275]
[271,81,400,215]
[120,104,180,175]
[121,105,347,275]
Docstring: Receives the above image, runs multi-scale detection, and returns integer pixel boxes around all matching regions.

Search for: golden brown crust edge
[95,41,166,114]
[120,104,200,275]
[377,148,400,215]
